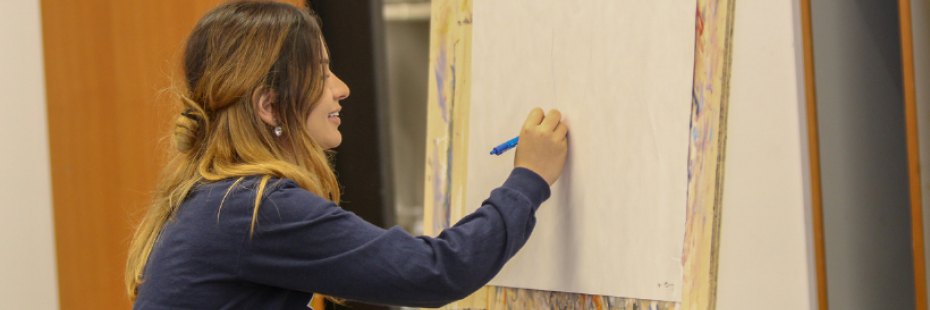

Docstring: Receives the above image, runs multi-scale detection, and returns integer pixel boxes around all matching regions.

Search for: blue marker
[490,137,520,155]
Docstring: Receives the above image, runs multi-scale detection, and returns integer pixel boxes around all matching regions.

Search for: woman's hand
[514,108,569,185]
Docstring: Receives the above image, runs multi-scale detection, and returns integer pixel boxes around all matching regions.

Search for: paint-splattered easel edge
[422,0,736,309]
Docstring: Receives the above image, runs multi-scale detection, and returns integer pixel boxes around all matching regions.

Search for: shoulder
[251,177,340,226]
[185,176,335,219]
[193,176,326,201]
[262,178,331,206]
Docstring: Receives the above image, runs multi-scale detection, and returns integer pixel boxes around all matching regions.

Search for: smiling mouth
[328,112,339,118]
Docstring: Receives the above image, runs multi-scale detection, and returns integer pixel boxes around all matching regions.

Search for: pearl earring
[272,118,283,137]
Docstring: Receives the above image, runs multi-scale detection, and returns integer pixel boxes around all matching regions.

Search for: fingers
[523,108,564,133]
[540,109,562,131]
[523,107,545,129]
[514,108,569,186]
[554,122,568,141]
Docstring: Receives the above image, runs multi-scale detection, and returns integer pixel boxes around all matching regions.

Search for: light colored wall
[384,19,430,235]
[716,1,816,309]
[811,0,915,309]
[0,0,59,309]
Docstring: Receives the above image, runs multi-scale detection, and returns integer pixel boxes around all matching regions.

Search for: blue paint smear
[430,148,448,232]
[692,89,702,115]
[434,45,449,123]
[443,65,455,230]
[431,40,452,230]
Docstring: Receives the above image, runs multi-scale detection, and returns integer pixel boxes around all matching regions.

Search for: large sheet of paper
[466,1,695,301]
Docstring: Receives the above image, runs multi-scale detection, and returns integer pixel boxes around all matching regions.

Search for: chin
[323,138,342,150]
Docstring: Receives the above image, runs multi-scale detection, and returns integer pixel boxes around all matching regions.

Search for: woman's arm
[236,168,550,308]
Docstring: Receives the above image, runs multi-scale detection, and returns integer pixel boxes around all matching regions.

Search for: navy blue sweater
[133,168,550,309]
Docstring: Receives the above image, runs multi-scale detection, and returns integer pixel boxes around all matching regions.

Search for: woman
[126,1,568,309]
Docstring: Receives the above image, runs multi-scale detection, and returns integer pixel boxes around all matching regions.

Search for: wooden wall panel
[41,1,302,309]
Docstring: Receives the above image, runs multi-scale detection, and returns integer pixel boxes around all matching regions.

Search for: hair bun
[174,109,202,153]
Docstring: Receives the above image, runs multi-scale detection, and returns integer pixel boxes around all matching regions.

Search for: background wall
[384,12,430,235]
[0,0,59,309]
[716,1,817,309]
[811,0,915,309]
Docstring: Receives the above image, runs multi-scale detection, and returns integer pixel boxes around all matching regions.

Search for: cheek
[314,108,330,124]
[305,107,330,134]
[307,103,325,123]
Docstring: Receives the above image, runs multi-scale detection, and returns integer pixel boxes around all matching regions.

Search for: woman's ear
[252,87,278,126]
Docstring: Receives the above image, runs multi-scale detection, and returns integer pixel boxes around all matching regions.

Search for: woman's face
[306,50,350,149]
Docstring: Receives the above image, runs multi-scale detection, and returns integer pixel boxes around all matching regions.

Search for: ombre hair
[125,0,340,300]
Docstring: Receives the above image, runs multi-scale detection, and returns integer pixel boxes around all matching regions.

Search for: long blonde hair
[126,0,340,300]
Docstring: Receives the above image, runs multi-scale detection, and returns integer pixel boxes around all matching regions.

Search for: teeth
[328,112,339,117]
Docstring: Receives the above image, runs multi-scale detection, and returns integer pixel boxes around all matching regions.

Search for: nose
[332,74,350,100]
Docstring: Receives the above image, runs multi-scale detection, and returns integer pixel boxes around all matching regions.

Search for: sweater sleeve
[236,168,550,308]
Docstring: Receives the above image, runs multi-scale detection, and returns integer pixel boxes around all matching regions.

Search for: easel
[422,1,736,308]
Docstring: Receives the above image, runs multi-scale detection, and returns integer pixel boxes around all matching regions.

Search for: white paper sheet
[465,0,695,301]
